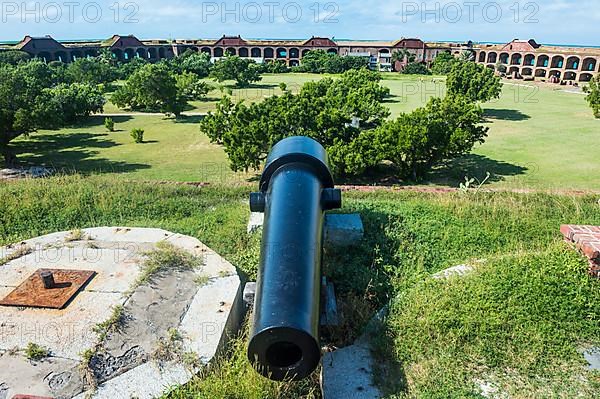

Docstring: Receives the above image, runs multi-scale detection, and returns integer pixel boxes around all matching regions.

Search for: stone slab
[321,343,381,399]
[583,347,600,370]
[432,264,474,279]
[0,291,124,359]
[248,213,364,246]
[73,362,191,399]
[323,214,364,246]
[179,275,242,364]
[0,354,83,399]
[1,228,244,399]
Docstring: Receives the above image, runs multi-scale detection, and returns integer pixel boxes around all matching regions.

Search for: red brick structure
[560,225,600,277]
[475,39,600,84]
[3,34,458,71]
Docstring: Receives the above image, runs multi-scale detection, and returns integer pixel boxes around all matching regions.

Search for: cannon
[247,136,342,381]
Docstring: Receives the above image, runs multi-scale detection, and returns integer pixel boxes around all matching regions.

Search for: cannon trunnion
[247,136,342,381]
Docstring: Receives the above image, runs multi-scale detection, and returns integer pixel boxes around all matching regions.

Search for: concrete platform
[0,227,243,399]
[248,212,364,246]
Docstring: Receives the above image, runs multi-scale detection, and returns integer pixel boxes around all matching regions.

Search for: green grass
[0,176,598,397]
[11,73,600,190]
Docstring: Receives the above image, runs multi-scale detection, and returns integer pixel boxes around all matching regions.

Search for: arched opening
[201,47,212,55]
[37,52,52,63]
[551,55,564,69]
[522,67,533,76]
[549,70,562,78]
[487,52,497,63]
[499,52,509,64]
[566,56,580,70]
[112,49,123,61]
[225,47,236,56]
[136,48,147,58]
[508,66,520,77]
[478,52,486,62]
[164,47,174,59]
[564,71,577,81]
[537,55,549,67]
[535,69,547,78]
[54,51,68,62]
[148,48,157,59]
[276,48,287,58]
[290,59,300,67]
[124,48,135,60]
[301,49,310,57]
[582,58,597,72]
[579,73,593,82]
[289,48,299,58]
[158,47,166,59]
[190,46,199,52]
[327,48,337,54]
[70,50,82,61]
[523,54,535,66]
[264,48,274,59]
[213,47,224,57]
[239,47,249,57]
[510,53,522,65]
[486,64,495,70]
[251,47,261,58]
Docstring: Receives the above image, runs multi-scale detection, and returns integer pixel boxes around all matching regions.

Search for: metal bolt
[40,271,56,289]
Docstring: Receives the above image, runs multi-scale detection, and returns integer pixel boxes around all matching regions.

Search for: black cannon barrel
[248,136,341,381]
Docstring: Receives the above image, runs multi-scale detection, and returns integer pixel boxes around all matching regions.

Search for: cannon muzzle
[247,136,342,381]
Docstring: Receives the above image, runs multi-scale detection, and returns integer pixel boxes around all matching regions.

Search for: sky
[1,0,599,46]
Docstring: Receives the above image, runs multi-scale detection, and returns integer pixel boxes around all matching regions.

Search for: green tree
[401,62,431,75]
[117,57,149,79]
[392,49,416,64]
[210,56,262,87]
[200,68,389,173]
[298,50,369,74]
[176,71,210,101]
[583,75,600,118]
[178,51,212,77]
[446,61,502,102]
[0,50,31,65]
[371,95,489,180]
[66,58,118,84]
[130,128,144,143]
[34,83,105,128]
[431,52,457,75]
[104,117,115,132]
[0,61,104,165]
[112,63,186,116]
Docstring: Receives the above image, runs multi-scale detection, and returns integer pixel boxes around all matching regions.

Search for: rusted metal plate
[0,269,96,309]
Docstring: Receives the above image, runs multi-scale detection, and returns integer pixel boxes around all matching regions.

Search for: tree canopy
[200,69,390,173]
[297,50,369,74]
[111,63,186,116]
[0,61,104,165]
[431,52,458,75]
[446,61,502,102]
[210,56,263,87]
[584,75,600,118]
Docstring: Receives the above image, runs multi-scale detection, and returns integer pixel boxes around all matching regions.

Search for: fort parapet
[2,34,598,83]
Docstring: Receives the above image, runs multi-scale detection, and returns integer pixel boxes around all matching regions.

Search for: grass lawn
[0,177,598,397]
[11,73,600,191]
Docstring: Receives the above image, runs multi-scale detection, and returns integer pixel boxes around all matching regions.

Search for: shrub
[130,128,144,143]
[584,75,600,118]
[104,117,115,132]
[401,62,431,75]
[447,60,503,102]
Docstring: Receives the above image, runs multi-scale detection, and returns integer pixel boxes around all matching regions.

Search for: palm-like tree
[459,50,475,62]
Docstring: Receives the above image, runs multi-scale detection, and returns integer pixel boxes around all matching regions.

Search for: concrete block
[321,343,381,399]
[324,214,364,247]
[248,213,364,246]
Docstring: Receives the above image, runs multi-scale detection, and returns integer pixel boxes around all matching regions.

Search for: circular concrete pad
[0,227,242,399]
